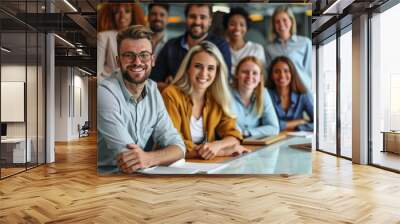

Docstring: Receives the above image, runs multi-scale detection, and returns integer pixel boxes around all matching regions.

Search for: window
[317,37,337,154]
[371,3,400,171]
[0,0,46,179]
[339,29,352,158]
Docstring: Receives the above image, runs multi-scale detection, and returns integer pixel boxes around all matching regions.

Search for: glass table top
[98,136,312,175]
[210,137,312,174]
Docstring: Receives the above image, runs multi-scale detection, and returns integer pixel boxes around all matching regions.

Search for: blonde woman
[162,41,249,160]
[265,6,312,91]
[231,56,279,138]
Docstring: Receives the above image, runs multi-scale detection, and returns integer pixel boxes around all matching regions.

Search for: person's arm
[302,37,312,80]
[161,88,194,152]
[117,103,185,173]
[196,110,244,159]
[117,144,183,173]
[247,89,280,137]
[97,84,134,162]
[152,89,186,158]
[296,93,314,131]
[97,32,107,77]
[284,119,308,131]
[196,136,242,160]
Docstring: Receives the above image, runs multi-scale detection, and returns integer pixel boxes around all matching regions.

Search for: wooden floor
[373,150,400,171]
[1,135,400,223]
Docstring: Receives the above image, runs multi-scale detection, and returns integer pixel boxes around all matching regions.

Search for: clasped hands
[116,144,152,174]
[116,141,251,173]
[194,141,250,160]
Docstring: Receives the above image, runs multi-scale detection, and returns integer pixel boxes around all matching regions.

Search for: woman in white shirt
[97,3,146,81]
[223,7,266,78]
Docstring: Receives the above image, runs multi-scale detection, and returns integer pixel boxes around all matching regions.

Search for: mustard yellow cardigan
[162,85,242,152]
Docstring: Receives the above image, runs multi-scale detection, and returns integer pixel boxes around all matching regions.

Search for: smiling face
[148,5,168,33]
[114,5,132,31]
[274,12,292,38]
[236,60,261,92]
[186,5,212,40]
[187,51,218,92]
[117,38,154,85]
[227,14,247,41]
[271,61,292,88]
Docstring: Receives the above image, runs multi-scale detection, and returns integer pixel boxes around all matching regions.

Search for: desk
[98,136,312,175]
[202,136,311,174]
[381,131,400,154]
[1,138,31,164]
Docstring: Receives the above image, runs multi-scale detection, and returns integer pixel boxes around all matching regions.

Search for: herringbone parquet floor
[1,135,400,223]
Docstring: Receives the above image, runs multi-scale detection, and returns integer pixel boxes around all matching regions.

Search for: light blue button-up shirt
[268,89,314,132]
[97,71,185,166]
[265,35,312,91]
[231,88,280,138]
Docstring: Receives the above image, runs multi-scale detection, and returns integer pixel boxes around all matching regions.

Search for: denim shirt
[268,89,314,131]
[231,88,280,138]
[265,35,312,91]
[97,71,185,166]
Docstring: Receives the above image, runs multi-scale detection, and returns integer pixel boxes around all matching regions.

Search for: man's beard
[121,65,150,85]
[188,25,208,40]
[150,22,165,33]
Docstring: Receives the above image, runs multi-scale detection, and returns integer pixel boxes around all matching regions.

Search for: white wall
[1,65,37,137]
[54,67,89,141]
[55,66,69,141]
[1,64,46,163]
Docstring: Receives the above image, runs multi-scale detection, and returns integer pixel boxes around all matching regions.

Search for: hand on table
[194,142,250,160]
[221,144,251,157]
[116,144,152,173]
[194,142,222,160]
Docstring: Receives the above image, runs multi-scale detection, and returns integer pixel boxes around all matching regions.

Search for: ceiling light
[213,6,230,14]
[249,14,263,22]
[1,47,11,53]
[168,16,181,24]
[77,67,92,76]
[54,34,75,48]
[63,0,78,12]
[322,0,354,15]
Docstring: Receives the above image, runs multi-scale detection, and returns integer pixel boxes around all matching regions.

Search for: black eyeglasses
[120,51,152,62]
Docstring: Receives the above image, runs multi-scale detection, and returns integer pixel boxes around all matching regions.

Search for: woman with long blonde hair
[231,56,279,138]
[162,41,249,160]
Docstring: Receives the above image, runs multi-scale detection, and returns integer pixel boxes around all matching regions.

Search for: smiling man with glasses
[97,25,185,174]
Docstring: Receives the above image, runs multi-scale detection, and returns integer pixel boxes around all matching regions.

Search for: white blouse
[97,30,119,81]
[190,116,204,144]
[230,41,266,75]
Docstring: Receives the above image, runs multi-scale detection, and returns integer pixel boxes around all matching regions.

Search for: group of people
[97,3,314,173]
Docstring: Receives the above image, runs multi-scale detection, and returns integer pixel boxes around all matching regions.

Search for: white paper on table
[137,159,228,174]
[286,131,313,138]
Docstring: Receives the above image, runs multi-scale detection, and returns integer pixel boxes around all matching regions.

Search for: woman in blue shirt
[265,6,312,92]
[266,56,313,131]
[231,56,280,138]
